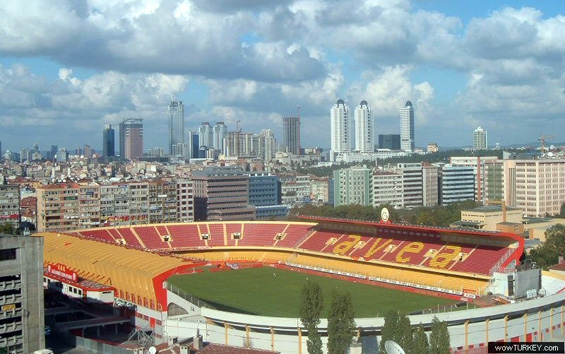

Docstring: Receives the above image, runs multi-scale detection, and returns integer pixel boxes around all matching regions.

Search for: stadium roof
[36,232,198,310]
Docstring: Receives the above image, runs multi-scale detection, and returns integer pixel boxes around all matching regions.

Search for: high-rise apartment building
[282,116,301,155]
[102,124,115,157]
[330,99,351,161]
[354,100,373,153]
[396,163,423,208]
[119,118,143,160]
[422,164,439,207]
[373,171,403,208]
[176,179,194,223]
[213,122,227,151]
[168,100,185,155]
[473,126,487,150]
[257,129,277,162]
[0,235,45,353]
[400,101,415,152]
[198,122,213,149]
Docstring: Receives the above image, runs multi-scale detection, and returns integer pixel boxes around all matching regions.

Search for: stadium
[37,214,565,353]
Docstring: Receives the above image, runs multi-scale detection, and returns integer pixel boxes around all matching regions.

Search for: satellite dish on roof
[385,340,405,354]
[148,346,157,354]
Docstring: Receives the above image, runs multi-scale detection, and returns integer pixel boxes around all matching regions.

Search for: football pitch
[167,266,458,317]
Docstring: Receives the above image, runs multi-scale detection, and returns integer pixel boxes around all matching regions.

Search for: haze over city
[0,0,563,151]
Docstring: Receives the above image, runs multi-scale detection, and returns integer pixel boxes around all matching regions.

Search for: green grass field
[167,267,458,318]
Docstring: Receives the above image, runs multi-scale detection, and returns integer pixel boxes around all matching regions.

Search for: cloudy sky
[0,0,563,152]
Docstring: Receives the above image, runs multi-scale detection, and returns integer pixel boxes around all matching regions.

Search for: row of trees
[380,311,450,354]
[299,281,356,354]
[290,200,478,227]
[300,281,450,354]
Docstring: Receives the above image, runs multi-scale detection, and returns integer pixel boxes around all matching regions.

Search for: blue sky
[0,0,564,152]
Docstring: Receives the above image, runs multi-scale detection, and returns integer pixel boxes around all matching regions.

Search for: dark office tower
[168,99,185,155]
[119,118,144,160]
[378,134,401,150]
[50,145,58,160]
[282,116,301,155]
[103,124,115,157]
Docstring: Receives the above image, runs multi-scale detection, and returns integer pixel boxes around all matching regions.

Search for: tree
[0,222,19,235]
[526,224,565,269]
[300,281,323,354]
[379,310,413,354]
[327,291,356,354]
[429,317,450,354]
[412,325,429,354]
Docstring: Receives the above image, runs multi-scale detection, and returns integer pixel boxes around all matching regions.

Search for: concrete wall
[164,293,565,354]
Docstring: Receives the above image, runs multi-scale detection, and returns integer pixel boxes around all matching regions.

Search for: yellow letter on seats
[395,242,424,263]
[333,235,362,255]
[429,245,461,268]
[362,238,392,259]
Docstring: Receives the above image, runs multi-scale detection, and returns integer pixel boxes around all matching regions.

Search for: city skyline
[0,1,563,151]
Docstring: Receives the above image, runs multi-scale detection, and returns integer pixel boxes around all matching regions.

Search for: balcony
[0,334,24,347]
[0,280,21,292]
[0,294,22,306]
[0,309,21,320]
[0,321,22,334]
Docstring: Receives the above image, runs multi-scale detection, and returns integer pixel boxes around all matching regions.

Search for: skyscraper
[330,99,351,161]
[400,101,415,152]
[282,116,301,155]
[354,100,373,152]
[213,122,227,151]
[119,118,143,160]
[473,126,487,150]
[198,122,213,149]
[102,124,115,157]
[168,100,185,155]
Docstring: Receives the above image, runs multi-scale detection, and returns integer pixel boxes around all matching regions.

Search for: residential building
[168,100,185,155]
[400,101,415,152]
[439,165,475,205]
[119,118,144,160]
[257,129,277,162]
[213,122,227,151]
[280,174,312,206]
[282,116,301,155]
[310,176,330,204]
[0,184,20,229]
[473,126,487,150]
[191,166,255,221]
[198,122,213,149]
[100,184,130,226]
[102,124,115,157]
[0,235,45,353]
[334,166,373,207]
[148,180,177,224]
[78,183,100,228]
[176,179,194,222]
[37,183,80,232]
[378,134,401,150]
[128,182,150,224]
[330,99,351,161]
[354,100,373,153]
[504,159,565,217]
[422,164,439,207]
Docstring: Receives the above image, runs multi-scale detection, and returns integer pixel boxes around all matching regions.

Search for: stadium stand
[239,222,287,247]
[114,227,144,248]
[206,223,227,247]
[135,226,171,249]
[167,224,204,248]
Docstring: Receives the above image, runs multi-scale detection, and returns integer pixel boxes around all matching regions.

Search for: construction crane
[539,134,555,155]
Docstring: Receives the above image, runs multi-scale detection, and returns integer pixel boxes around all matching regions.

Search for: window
[0,248,16,261]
